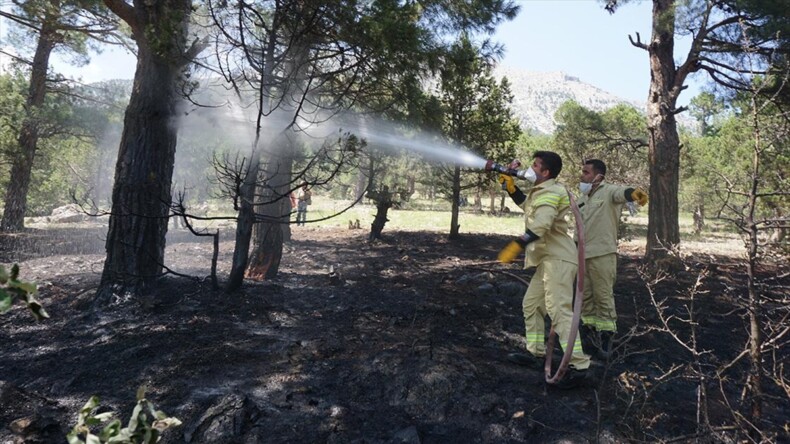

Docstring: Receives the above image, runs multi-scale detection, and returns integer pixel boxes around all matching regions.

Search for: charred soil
[1,225,788,443]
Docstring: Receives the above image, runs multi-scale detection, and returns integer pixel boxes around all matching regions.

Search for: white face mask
[523,167,537,183]
[579,174,603,195]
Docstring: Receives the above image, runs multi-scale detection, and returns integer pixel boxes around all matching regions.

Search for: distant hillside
[494,66,645,134]
[88,70,693,136]
[495,66,698,135]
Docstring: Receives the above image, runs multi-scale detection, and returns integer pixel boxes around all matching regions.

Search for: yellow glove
[631,188,648,206]
[497,240,524,263]
[498,174,515,194]
[497,232,538,263]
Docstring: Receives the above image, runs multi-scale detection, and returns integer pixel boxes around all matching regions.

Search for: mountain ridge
[80,67,689,136]
[495,66,648,134]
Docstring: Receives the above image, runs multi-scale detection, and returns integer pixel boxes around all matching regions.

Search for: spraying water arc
[351,121,490,170]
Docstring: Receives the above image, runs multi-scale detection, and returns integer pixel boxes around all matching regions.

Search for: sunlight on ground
[22,198,751,259]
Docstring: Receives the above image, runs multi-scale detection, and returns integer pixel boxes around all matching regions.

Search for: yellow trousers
[522,259,590,370]
[581,253,618,332]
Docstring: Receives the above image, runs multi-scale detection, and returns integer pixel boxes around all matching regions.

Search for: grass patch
[309,201,526,235]
[197,197,748,257]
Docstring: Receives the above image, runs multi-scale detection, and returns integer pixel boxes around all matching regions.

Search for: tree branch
[102,0,137,30]
[629,32,648,51]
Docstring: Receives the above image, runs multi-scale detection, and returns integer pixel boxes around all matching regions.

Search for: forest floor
[1,221,788,443]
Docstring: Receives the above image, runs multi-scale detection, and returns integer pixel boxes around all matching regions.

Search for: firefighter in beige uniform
[577,159,648,358]
[498,151,591,388]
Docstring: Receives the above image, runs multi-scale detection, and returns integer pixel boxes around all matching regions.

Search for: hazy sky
[40,0,704,105]
[500,0,657,101]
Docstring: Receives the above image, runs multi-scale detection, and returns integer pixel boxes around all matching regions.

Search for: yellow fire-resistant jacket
[521,178,578,269]
[578,181,631,259]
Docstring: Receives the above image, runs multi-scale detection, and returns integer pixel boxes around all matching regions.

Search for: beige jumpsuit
[578,182,630,333]
[520,179,590,370]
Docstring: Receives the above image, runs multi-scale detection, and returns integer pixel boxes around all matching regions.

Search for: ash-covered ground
[1,224,788,443]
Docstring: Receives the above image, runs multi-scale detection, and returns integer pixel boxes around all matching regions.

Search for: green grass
[202,197,746,256]
[309,199,527,236]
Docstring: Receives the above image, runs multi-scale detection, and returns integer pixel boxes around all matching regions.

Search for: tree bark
[97,0,193,301]
[225,9,282,292]
[745,99,763,431]
[367,187,393,241]
[746,233,762,430]
[644,0,682,260]
[1,20,57,232]
[227,146,261,292]
[355,168,368,201]
[692,204,705,235]
[449,165,461,240]
[248,148,293,279]
[369,202,391,241]
[489,189,496,213]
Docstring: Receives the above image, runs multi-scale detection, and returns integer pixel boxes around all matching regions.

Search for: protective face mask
[523,167,538,183]
[579,182,593,195]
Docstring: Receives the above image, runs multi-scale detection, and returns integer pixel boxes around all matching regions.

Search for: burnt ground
[1,224,788,443]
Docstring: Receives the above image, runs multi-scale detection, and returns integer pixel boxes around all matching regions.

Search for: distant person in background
[289,190,297,213]
[577,159,648,359]
[296,183,312,226]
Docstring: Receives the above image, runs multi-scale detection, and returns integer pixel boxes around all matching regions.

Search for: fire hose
[485,160,586,385]
[543,189,585,384]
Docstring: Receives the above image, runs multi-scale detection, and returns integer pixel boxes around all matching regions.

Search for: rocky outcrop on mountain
[495,67,643,134]
[496,66,696,135]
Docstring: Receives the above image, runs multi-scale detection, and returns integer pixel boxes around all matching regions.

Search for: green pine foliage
[0,264,47,321]
[0,73,27,207]
[67,387,181,444]
[552,100,648,188]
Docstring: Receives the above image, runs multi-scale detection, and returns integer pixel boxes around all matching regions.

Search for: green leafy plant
[0,264,47,321]
[67,386,182,444]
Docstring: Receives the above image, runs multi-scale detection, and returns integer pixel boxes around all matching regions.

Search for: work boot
[579,324,597,356]
[551,367,592,390]
[507,351,543,369]
[596,331,615,360]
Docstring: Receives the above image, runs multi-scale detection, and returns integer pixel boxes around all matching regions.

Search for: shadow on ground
[1,226,788,443]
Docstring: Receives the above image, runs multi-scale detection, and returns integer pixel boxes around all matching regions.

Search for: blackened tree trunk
[449,165,461,240]
[98,0,195,301]
[227,144,261,291]
[367,187,394,241]
[248,147,294,279]
[226,25,279,292]
[369,202,391,241]
[247,30,308,280]
[0,20,57,232]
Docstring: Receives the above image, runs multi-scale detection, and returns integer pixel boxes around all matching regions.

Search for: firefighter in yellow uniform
[577,159,648,359]
[498,151,591,389]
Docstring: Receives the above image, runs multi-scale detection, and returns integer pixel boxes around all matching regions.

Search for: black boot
[596,331,614,360]
[579,324,597,356]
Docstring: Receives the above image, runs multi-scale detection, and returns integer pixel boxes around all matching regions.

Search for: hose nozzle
[485,159,529,180]
[484,159,505,173]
